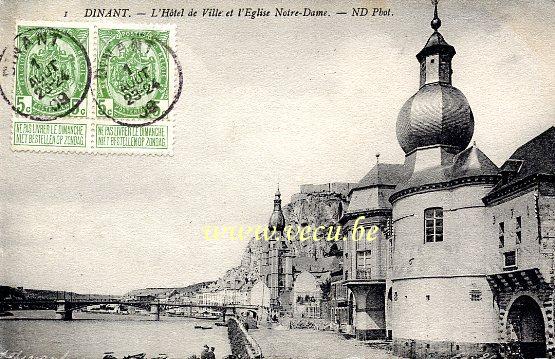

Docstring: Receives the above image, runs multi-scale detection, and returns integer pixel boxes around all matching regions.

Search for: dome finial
[431,0,441,31]
[270,185,285,232]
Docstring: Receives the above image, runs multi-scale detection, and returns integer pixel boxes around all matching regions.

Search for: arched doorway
[506,295,546,358]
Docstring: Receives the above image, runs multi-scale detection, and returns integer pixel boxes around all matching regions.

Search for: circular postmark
[0,26,92,121]
[95,29,183,127]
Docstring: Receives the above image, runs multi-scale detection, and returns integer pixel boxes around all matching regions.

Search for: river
[0,310,231,359]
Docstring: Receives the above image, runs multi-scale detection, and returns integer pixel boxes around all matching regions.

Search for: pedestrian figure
[200,345,210,359]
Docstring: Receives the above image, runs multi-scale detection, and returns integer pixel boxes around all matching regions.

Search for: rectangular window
[499,222,505,248]
[516,216,522,244]
[356,250,372,269]
[504,250,517,269]
[356,250,372,279]
[469,289,482,301]
[424,208,443,243]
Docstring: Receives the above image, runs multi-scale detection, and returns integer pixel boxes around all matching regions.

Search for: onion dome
[268,187,285,232]
[396,1,474,155]
[397,84,474,154]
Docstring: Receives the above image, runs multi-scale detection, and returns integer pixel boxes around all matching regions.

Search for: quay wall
[227,317,262,359]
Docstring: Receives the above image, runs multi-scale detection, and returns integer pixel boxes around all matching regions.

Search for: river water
[0,310,231,359]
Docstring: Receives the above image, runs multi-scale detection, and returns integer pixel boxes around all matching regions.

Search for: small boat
[123,354,146,359]
[215,322,228,327]
[167,312,184,317]
[193,314,220,320]
[194,325,213,330]
[193,310,220,320]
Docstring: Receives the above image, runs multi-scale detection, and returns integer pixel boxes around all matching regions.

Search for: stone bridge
[0,298,261,321]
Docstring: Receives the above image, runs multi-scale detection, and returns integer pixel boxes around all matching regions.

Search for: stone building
[250,5,553,353]
[334,3,555,358]
[482,126,555,358]
[341,160,403,340]
[389,2,500,355]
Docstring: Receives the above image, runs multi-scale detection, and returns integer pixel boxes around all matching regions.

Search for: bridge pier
[222,307,237,323]
[55,300,73,321]
[150,303,160,321]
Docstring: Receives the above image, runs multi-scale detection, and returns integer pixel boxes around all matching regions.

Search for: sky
[0,0,554,295]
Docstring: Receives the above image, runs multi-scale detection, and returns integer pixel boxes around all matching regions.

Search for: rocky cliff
[215,183,352,291]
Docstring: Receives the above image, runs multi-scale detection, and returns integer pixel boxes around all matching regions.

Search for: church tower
[263,187,293,311]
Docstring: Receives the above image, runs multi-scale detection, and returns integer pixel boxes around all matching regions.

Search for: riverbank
[1,310,231,358]
[2,310,399,358]
[249,328,400,359]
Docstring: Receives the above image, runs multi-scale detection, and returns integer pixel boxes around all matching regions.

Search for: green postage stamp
[96,28,170,121]
[14,25,90,119]
[7,22,178,155]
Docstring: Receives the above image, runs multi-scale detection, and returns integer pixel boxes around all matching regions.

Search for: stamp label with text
[13,122,87,148]
[95,124,168,149]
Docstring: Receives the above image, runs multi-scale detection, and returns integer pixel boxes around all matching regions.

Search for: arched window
[424,207,443,243]
[337,202,343,221]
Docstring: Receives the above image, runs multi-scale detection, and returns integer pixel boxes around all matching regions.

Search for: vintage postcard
[1,1,554,358]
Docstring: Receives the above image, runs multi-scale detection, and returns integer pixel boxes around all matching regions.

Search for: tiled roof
[394,145,499,193]
[354,163,405,189]
[486,126,555,198]
[416,31,456,62]
[345,163,404,213]
[451,145,499,178]
[503,126,555,179]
